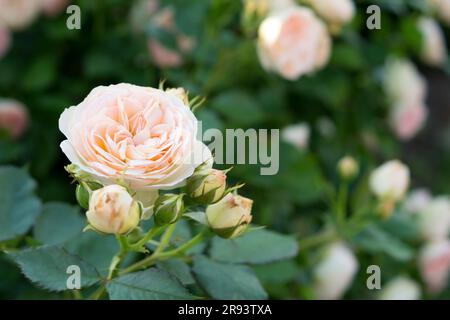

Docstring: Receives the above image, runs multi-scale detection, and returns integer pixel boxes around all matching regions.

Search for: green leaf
[156,259,195,286]
[184,211,207,225]
[210,229,298,264]
[353,226,414,261]
[0,166,41,241]
[8,246,100,291]
[63,232,118,276]
[33,202,84,245]
[253,260,300,284]
[107,268,193,300]
[192,255,268,300]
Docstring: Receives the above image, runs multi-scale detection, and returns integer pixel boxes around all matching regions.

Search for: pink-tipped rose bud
[369,160,410,202]
[418,240,450,294]
[186,166,227,205]
[0,99,29,139]
[206,193,253,239]
[306,0,355,33]
[86,185,141,234]
[389,102,428,141]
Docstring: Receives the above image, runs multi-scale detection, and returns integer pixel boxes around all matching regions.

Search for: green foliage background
[1,0,450,299]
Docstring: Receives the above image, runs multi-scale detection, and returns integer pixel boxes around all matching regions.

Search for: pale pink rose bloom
[0,99,29,139]
[313,243,358,300]
[403,188,432,215]
[307,0,355,27]
[389,102,427,141]
[258,6,331,80]
[0,0,41,30]
[41,0,70,17]
[281,123,310,150]
[0,27,11,59]
[418,17,448,67]
[419,240,450,294]
[59,83,211,191]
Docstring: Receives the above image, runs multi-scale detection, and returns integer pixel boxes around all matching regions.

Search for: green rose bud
[154,194,185,226]
[186,168,227,205]
[206,193,253,239]
[337,156,359,180]
[76,184,90,209]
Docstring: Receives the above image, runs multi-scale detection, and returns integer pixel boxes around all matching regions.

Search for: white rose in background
[0,0,41,30]
[379,277,421,300]
[403,188,432,215]
[370,160,410,202]
[383,58,427,107]
[313,243,358,300]
[389,101,428,141]
[418,196,450,241]
[59,83,211,192]
[258,5,331,80]
[383,58,428,141]
[0,99,29,139]
[0,27,10,60]
[417,17,448,67]
[306,0,355,33]
[427,0,450,25]
[418,240,450,293]
[281,123,310,150]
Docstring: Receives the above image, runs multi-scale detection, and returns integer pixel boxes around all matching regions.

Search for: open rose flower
[0,0,41,30]
[258,5,331,80]
[59,83,211,191]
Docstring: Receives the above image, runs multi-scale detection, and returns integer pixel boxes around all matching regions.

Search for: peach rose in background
[0,27,10,60]
[41,0,70,17]
[417,17,448,67]
[418,240,450,294]
[130,0,194,68]
[0,0,41,30]
[389,101,428,141]
[313,243,358,300]
[281,123,310,150]
[418,196,450,241]
[379,277,421,300]
[258,5,331,80]
[0,99,29,139]
[59,83,211,191]
[306,0,355,33]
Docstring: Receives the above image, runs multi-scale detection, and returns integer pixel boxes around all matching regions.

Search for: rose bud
[337,156,359,180]
[281,123,310,150]
[186,167,227,205]
[418,196,450,241]
[389,101,428,141]
[153,194,185,226]
[313,242,358,300]
[205,193,253,239]
[0,99,29,139]
[379,277,421,300]
[41,0,70,17]
[0,0,41,30]
[369,160,410,202]
[86,185,141,235]
[76,184,90,209]
[306,0,355,34]
[418,240,450,294]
